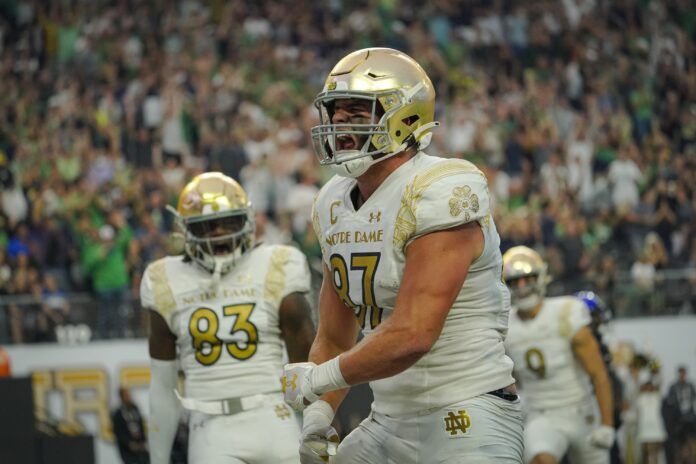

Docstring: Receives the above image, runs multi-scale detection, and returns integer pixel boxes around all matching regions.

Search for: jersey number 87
[330,252,383,330]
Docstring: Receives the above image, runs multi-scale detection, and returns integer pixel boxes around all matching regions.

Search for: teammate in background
[575,291,624,464]
[143,172,315,464]
[282,47,523,463]
[503,247,614,464]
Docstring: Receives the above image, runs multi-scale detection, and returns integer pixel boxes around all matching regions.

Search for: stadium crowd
[0,0,694,344]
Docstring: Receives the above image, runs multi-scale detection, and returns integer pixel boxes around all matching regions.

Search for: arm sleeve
[148,359,181,464]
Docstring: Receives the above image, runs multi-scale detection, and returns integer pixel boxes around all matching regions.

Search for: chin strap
[387,120,440,157]
[410,121,440,149]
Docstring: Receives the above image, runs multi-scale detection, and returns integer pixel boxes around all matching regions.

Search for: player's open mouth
[336,134,357,151]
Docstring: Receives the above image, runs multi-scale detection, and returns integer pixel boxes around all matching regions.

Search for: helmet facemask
[171,172,256,287]
[312,91,399,177]
[179,210,255,277]
[310,48,438,178]
[502,246,549,313]
[506,274,546,312]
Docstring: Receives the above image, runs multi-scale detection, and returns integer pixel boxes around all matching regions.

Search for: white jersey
[141,244,311,400]
[505,296,594,411]
[312,152,515,416]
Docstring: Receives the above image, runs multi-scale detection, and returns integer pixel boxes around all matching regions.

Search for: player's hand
[300,428,339,463]
[588,425,615,449]
[282,362,318,411]
[300,400,340,463]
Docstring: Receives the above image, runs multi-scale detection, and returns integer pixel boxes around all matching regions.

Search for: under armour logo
[281,373,298,393]
[444,410,471,436]
[330,201,341,225]
[274,404,291,420]
[368,211,381,223]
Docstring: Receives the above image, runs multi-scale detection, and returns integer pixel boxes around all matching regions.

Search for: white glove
[588,425,615,449]
[299,400,340,463]
[282,358,349,412]
[282,362,319,412]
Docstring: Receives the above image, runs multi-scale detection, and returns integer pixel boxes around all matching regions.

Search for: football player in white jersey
[144,172,316,464]
[281,47,523,463]
[502,246,615,464]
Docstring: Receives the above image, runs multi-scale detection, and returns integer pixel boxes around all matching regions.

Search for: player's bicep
[571,326,605,378]
[279,292,316,363]
[311,264,360,360]
[149,309,177,361]
[393,221,484,346]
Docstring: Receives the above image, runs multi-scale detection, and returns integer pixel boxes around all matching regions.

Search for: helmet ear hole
[402,115,420,126]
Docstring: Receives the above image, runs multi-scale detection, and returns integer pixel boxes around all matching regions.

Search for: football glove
[282,362,319,412]
[300,400,339,463]
[588,425,615,449]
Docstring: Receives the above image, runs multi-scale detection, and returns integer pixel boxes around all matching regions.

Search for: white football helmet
[311,47,439,178]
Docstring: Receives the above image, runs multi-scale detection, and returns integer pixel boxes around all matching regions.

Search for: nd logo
[444,409,471,436]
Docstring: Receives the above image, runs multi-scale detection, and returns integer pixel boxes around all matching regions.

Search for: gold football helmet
[502,246,549,311]
[172,172,254,276]
[311,47,439,178]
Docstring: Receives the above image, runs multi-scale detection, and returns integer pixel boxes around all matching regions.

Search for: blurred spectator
[608,146,642,212]
[7,222,32,260]
[38,274,70,341]
[638,364,667,464]
[665,366,696,464]
[0,0,694,341]
[82,214,132,339]
[631,250,660,315]
[111,387,148,464]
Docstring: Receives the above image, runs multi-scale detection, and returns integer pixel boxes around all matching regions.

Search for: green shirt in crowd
[82,226,133,292]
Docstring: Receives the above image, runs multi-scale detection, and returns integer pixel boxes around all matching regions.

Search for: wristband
[309,356,349,396]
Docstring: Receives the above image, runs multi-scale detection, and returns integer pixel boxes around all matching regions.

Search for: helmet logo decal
[182,190,201,211]
[201,196,231,215]
[448,185,480,221]
[327,81,337,91]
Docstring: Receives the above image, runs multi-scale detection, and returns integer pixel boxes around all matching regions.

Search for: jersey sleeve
[140,264,155,310]
[282,246,311,296]
[311,194,328,264]
[559,298,592,338]
[264,245,311,306]
[140,259,177,332]
[411,161,491,241]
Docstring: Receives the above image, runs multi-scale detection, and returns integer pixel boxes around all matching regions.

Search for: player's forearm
[303,322,427,404]
[307,328,358,411]
[148,359,181,464]
[309,334,349,365]
[339,323,428,385]
[591,369,614,427]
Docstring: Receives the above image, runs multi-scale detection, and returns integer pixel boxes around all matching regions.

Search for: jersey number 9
[525,347,546,379]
